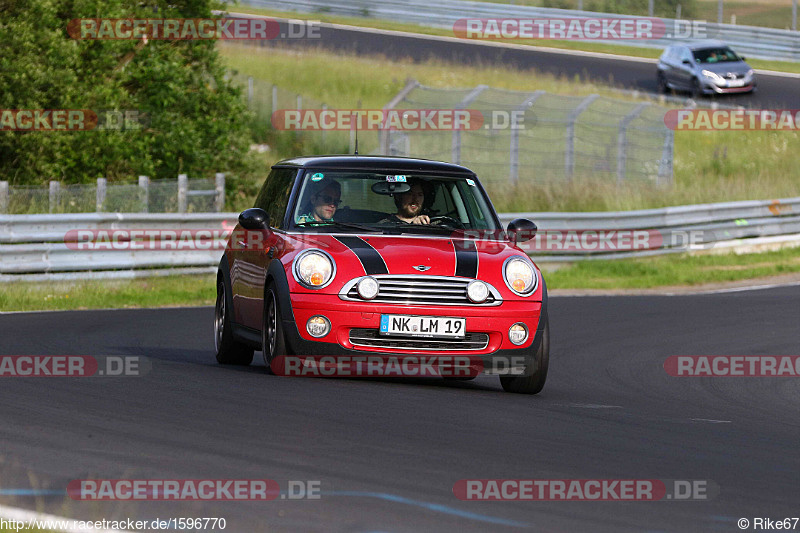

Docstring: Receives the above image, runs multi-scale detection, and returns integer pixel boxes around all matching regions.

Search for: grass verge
[2,247,800,312]
[226,5,800,74]
[221,44,800,213]
[0,275,215,313]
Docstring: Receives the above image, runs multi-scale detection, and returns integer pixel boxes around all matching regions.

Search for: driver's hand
[411,215,430,225]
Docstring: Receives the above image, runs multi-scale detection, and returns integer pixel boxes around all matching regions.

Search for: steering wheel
[428,215,465,229]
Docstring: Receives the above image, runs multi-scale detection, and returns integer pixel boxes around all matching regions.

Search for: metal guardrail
[238,0,800,62]
[1,197,799,279]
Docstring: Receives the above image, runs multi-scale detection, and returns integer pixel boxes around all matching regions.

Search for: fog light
[307,315,331,338]
[508,323,528,345]
[357,276,379,300]
[466,280,489,303]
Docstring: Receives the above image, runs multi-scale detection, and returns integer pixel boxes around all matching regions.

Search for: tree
[0,0,252,184]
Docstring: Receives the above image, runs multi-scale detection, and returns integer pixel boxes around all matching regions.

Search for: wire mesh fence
[0,175,225,215]
[383,83,674,187]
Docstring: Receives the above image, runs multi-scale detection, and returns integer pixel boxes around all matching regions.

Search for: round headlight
[466,280,489,303]
[294,250,334,288]
[357,276,379,300]
[306,315,331,337]
[509,323,528,345]
[504,257,536,295]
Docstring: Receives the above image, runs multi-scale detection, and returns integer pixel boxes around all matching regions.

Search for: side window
[254,168,297,229]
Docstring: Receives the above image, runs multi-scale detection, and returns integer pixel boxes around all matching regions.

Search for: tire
[500,316,549,394]
[691,78,702,99]
[262,283,292,372]
[214,278,254,365]
[657,73,668,94]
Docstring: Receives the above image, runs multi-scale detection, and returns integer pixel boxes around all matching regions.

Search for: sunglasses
[315,194,342,207]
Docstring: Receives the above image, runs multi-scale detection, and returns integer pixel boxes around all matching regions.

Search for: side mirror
[682,59,692,65]
[740,56,746,61]
[238,208,270,230]
[506,218,537,243]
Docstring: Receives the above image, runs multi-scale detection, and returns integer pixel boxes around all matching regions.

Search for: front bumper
[701,77,756,94]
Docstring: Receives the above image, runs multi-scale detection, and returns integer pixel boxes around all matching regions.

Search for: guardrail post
[452,84,488,165]
[0,181,8,214]
[509,90,544,185]
[49,181,60,214]
[96,178,106,212]
[138,175,149,213]
[214,173,225,212]
[617,103,649,184]
[565,94,599,180]
[178,174,188,213]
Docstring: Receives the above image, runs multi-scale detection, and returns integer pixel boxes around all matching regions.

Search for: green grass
[694,0,797,29]
[221,44,800,213]
[225,5,800,74]
[545,244,800,288]
[0,275,215,313]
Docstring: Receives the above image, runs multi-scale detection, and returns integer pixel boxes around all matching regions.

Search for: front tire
[690,78,703,99]
[262,283,291,371]
[500,316,549,394]
[215,279,254,365]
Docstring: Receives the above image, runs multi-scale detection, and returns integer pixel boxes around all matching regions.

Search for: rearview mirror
[372,181,411,195]
[506,218,537,243]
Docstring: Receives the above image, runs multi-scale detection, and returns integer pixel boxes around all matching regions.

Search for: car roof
[272,155,475,175]
[685,40,730,51]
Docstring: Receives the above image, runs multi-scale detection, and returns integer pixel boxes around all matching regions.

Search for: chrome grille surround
[338,275,502,306]
[349,328,490,351]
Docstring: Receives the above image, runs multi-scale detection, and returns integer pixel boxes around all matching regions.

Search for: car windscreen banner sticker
[334,236,389,275]
[453,239,478,278]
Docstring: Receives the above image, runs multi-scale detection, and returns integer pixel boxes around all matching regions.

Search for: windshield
[693,47,741,64]
[289,170,500,233]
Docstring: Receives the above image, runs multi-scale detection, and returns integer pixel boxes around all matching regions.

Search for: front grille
[349,328,490,351]
[339,275,501,306]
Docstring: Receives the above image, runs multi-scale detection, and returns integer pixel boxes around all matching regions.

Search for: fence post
[658,130,675,186]
[139,175,149,213]
[509,90,544,185]
[617,103,649,184]
[0,181,8,214]
[49,181,60,214]
[451,84,488,165]
[793,0,797,32]
[380,79,420,155]
[272,84,278,115]
[565,94,599,180]
[214,173,225,212]
[96,178,107,212]
[178,174,188,213]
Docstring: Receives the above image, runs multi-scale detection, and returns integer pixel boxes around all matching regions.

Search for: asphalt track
[1,286,799,531]
[247,19,800,109]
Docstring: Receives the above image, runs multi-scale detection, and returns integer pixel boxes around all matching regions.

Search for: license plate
[728,79,745,87]
[380,314,466,339]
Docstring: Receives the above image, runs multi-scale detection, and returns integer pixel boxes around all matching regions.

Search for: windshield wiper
[296,221,382,232]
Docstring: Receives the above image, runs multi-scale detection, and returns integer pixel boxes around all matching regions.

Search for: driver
[382,179,433,225]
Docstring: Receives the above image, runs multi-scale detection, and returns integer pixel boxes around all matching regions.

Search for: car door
[674,47,695,89]
[231,168,296,330]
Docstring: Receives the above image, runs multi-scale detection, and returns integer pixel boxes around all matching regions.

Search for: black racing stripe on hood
[334,236,389,275]
[453,240,478,278]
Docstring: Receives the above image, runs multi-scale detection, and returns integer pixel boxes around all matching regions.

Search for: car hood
[699,61,751,75]
[288,233,530,280]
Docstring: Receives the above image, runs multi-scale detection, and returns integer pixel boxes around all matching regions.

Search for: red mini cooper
[215,156,549,394]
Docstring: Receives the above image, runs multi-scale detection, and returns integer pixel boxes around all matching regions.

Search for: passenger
[296,177,342,224]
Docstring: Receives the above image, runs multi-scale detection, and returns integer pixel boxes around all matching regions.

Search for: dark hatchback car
[657,41,756,97]
[214,156,550,394]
